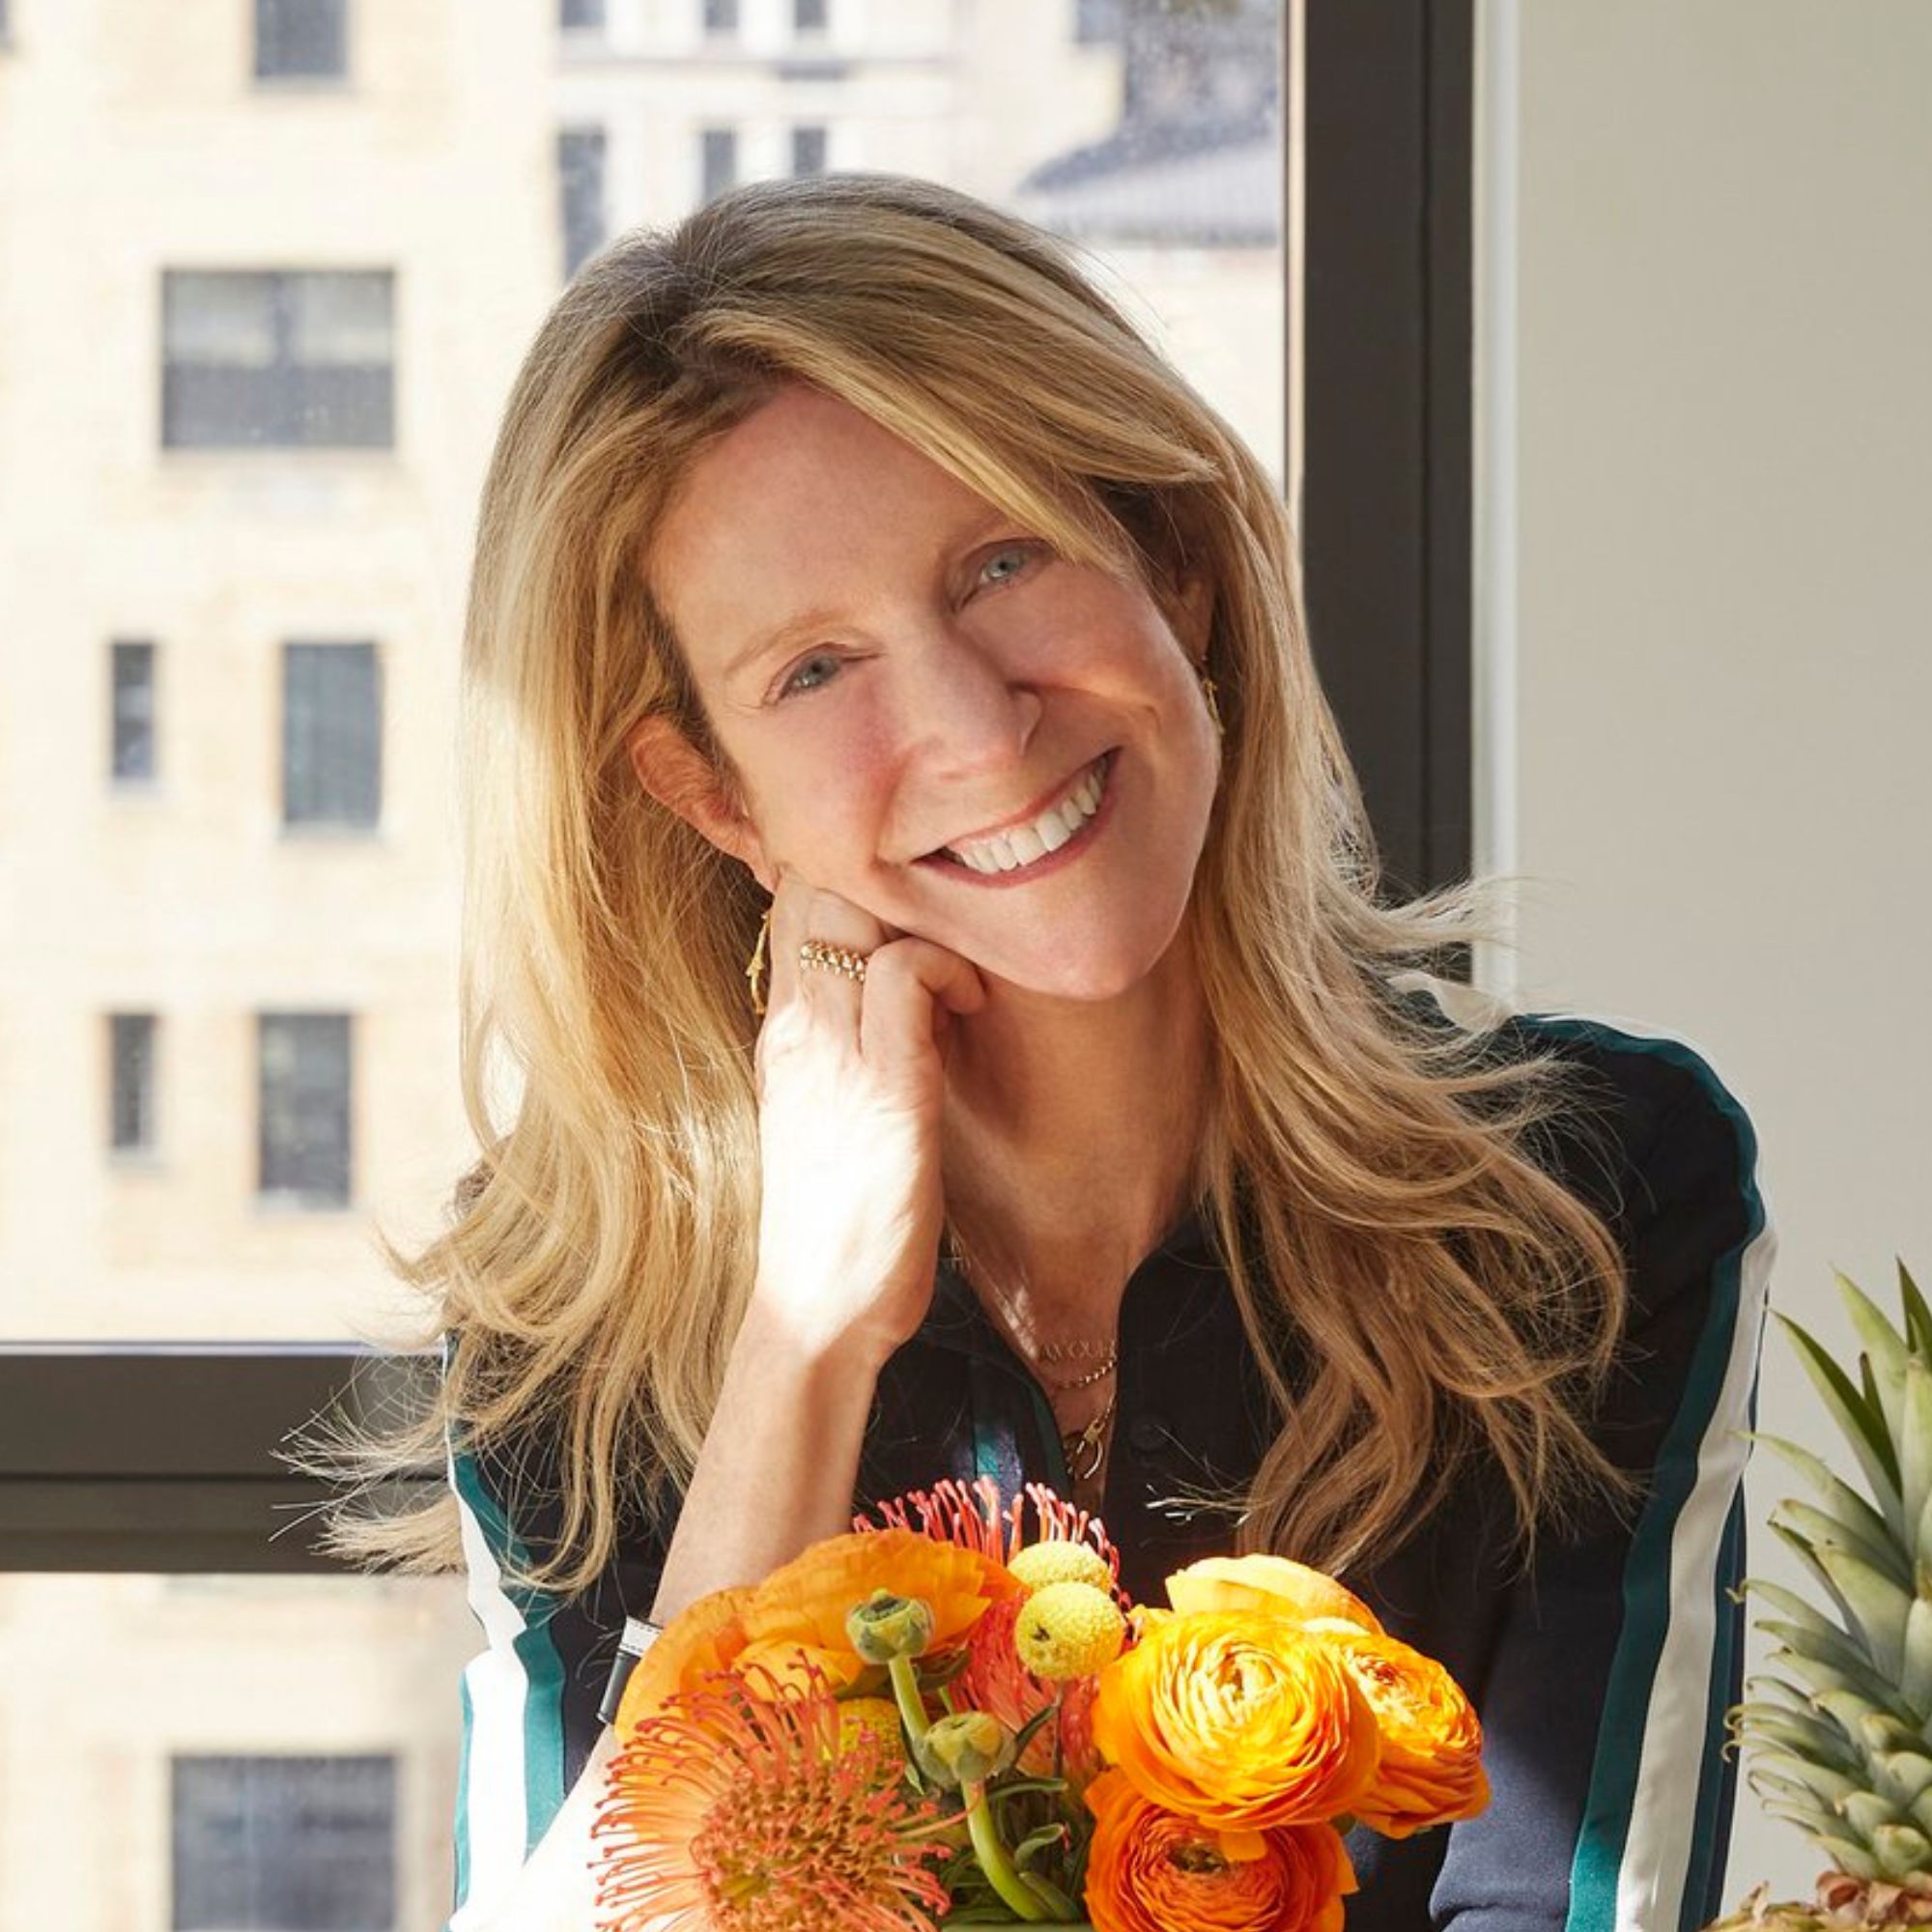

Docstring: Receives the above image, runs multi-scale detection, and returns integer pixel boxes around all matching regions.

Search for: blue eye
[774,651,842,701]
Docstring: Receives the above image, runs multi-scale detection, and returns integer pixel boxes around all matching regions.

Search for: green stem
[963,1777,1047,1921]
[887,1653,931,1749]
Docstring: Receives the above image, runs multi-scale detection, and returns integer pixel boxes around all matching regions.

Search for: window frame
[2,0,1473,1577]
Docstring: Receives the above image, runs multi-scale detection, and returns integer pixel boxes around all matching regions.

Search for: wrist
[738,1287,897,1382]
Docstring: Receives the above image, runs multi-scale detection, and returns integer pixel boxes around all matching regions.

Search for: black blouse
[443,977,1775,1931]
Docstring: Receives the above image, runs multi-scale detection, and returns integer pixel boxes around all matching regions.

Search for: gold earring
[1198,663,1223,736]
[746,903,772,1017]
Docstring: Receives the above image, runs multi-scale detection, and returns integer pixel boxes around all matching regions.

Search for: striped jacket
[446,976,1775,1930]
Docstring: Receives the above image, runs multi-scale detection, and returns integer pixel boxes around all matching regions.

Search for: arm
[444,1303,890,1932]
[1429,1048,1776,1931]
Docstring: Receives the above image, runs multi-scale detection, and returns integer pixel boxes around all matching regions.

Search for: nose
[897,621,1043,781]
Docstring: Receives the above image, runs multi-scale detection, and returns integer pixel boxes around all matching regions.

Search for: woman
[341,173,1773,1929]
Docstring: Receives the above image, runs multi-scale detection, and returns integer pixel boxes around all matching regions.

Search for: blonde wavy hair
[327,171,1635,1594]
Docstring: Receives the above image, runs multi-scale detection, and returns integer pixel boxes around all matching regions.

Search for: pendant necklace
[943,1229,1118,1484]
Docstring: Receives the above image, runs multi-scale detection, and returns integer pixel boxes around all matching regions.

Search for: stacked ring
[798,938,869,984]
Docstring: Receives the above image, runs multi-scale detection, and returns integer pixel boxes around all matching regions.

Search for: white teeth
[943,753,1109,871]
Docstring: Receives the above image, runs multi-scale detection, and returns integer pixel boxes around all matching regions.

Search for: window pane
[559,128,609,280]
[256,0,348,81]
[283,643,382,828]
[111,1014,157,1152]
[704,0,739,35]
[112,639,157,781]
[164,272,278,367]
[174,1756,395,1931]
[790,125,827,177]
[259,1013,353,1204]
[795,0,828,33]
[561,0,606,27]
[288,272,394,366]
[700,127,737,203]
[0,1577,469,1930]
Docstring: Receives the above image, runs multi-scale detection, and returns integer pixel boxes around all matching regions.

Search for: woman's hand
[746,866,986,1370]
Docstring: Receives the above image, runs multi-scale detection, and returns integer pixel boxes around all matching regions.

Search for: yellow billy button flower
[845,1591,937,1665]
[1012,1580,1127,1682]
[1007,1541,1116,1596]
[913,1710,1016,1789]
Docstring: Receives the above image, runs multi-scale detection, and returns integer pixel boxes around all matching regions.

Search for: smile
[916,750,1119,884]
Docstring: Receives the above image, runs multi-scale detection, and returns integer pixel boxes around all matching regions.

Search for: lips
[920,751,1113,862]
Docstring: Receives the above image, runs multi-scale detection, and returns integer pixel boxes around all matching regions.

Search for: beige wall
[1493,0,1932,1904]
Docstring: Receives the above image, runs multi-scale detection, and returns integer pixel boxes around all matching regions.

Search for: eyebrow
[718,507,1019,686]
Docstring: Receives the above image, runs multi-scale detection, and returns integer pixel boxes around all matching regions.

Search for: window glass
[255,0,349,82]
[283,643,382,830]
[112,640,158,783]
[6,0,1287,1342]
[0,1577,469,1929]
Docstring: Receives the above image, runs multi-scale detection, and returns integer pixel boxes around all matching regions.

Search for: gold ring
[798,938,869,984]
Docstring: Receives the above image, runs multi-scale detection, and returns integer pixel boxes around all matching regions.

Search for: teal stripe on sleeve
[1521,1021,1766,1932]
[449,1445,570,1859]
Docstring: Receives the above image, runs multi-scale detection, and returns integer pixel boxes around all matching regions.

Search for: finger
[765,870,888,1024]
[858,937,987,1076]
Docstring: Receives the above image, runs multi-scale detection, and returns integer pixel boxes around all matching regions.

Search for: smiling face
[630,383,1220,1000]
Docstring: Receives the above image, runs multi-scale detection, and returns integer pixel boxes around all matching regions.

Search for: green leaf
[1816,1543,1913,1680]
[1842,1269,1913,1445]
[1771,1496,1912,1594]
[1776,1310,1906,1533]
[1900,1258,1932,1364]
[1747,1433,1910,1583]
[1902,1360,1932,1565]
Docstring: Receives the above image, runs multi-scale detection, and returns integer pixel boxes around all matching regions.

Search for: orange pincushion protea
[1092,1607,1378,1844]
[1082,1768,1357,1932]
[591,1665,951,1932]
[1321,1629,1490,1837]
[859,1477,1125,1605]
[734,1527,1019,1693]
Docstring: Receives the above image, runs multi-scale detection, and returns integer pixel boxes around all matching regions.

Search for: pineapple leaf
[1775,1310,1905,1533]
[1841,1268,1912,1445]
[1873,1820,1932,1881]
[1731,1700,1861,1774]
[1903,1359,1932,1567]
[1814,1544,1911,1682]
[1771,1637,1915,1723]
[1906,1596,1932,1721]
[1900,1258,1932,1364]
[1771,1497,1913,1595]
[1747,1431,1912,1584]
[1759,1615,1886,1685]
[1875,1749,1932,1810]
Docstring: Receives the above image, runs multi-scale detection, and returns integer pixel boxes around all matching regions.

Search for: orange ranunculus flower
[1164,1554,1384,1635]
[732,1527,1020,1694]
[1322,1629,1489,1836]
[615,1584,756,1731]
[1092,1607,1378,1839]
[1082,1767,1357,1932]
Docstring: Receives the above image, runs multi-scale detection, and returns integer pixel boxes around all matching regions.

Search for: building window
[558,128,608,281]
[112,639,157,783]
[258,1014,353,1205]
[254,0,348,82]
[110,1014,157,1153]
[172,1754,395,1930]
[794,0,828,32]
[282,642,381,829]
[703,0,739,37]
[700,128,737,203]
[560,0,606,27]
[790,125,827,176]
[161,270,394,450]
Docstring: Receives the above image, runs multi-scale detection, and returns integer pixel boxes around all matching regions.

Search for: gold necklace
[942,1232,1119,1394]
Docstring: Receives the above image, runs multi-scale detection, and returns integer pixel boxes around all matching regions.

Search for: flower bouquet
[592,1478,1488,1931]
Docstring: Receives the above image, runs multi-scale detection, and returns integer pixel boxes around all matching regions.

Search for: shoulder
[1387,968,1770,1252]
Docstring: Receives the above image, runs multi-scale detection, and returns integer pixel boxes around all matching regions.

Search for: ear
[1174,570,1214,666]
[626,715,777,893]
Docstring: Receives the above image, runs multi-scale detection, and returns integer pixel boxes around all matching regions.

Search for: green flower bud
[845,1590,936,1664]
[912,1710,1015,1790]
